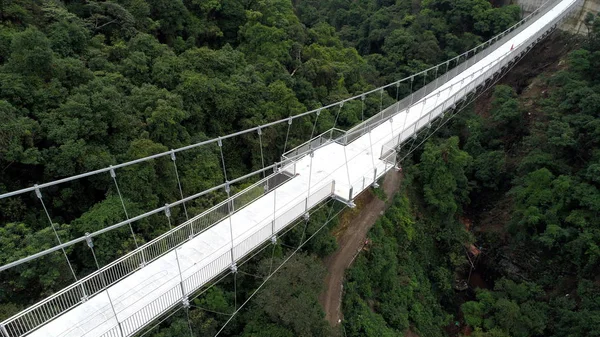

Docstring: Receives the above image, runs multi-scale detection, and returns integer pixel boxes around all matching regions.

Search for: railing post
[394,150,402,172]
[1,323,9,337]
[372,168,379,188]
[346,184,356,208]
[224,183,236,265]
[306,150,314,211]
[272,186,277,235]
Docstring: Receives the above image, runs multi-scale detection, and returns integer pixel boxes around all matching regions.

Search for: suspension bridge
[0,0,584,336]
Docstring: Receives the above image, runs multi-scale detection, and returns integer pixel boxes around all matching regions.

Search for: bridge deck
[13,0,578,336]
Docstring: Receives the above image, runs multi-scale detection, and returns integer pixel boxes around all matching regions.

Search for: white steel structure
[0,0,583,336]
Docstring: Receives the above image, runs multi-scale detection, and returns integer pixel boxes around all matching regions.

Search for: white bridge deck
[3,1,579,336]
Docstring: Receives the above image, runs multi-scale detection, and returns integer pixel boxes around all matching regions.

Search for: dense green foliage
[296,0,520,85]
[0,0,379,315]
[15,1,599,337]
[457,16,600,337]
[0,0,521,323]
[343,137,472,336]
[341,11,600,337]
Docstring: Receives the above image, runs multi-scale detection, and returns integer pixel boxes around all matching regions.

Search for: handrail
[0,0,562,201]
[0,0,584,335]
[0,0,564,273]
[0,0,572,276]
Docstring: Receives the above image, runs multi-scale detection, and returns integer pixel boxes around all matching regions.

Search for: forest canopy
[0,0,534,336]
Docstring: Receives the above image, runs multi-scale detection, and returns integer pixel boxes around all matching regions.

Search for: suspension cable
[84,233,124,337]
[234,271,237,311]
[309,109,321,143]
[360,95,365,123]
[433,65,439,89]
[258,128,266,180]
[225,183,235,264]
[379,89,384,121]
[189,304,232,316]
[333,102,343,130]
[170,151,189,221]
[165,204,187,300]
[34,185,79,284]
[237,269,263,280]
[298,216,310,250]
[213,201,343,337]
[109,167,141,250]
[166,202,195,337]
[409,76,415,106]
[268,241,276,276]
[185,306,194,337]
[282,117,292,155]
[217,138,229,183]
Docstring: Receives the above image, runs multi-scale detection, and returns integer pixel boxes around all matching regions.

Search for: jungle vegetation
[4,1,597,337]
[342,12,600,337]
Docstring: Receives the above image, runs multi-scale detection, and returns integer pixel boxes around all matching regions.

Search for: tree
[7,27,53,79]
[418,136,471,218]
[0,222,75,310]
[250,254,332,337]
[462,279,548,337]
[0,100,41,166]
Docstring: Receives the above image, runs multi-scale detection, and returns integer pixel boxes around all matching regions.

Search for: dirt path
[319,169,403,326]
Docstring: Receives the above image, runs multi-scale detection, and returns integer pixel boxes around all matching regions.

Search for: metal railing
[379,0,582,159]
[343,0,565,145]
[281,128,347,160]
[95,181,335,337]
[0,0,566,277]
[0,0,583,335]
[0,172,294,337]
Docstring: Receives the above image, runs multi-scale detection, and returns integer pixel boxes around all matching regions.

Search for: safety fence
[0,171,294,337]
[94,181,334,337]
[378,0,582,160]
[0,0,583,335]
[279,0,565,162]
[342,0,565,145]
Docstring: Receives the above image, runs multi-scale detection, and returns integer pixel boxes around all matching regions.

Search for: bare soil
[319,169,403,326]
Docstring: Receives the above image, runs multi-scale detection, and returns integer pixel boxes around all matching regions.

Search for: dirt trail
[319,169,403,326]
